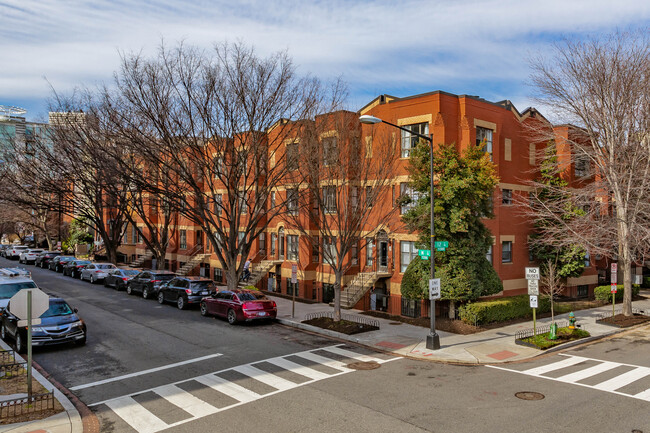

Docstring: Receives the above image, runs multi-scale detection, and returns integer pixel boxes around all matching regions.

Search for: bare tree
[540,258,566,325]
[105,42,342,287]
[528,31,650,316]
[284,111,399,321]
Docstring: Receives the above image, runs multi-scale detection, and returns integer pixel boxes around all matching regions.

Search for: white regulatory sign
[527,279,539,296]
[525,267,540,280]
[291,264,297,284]
[9,289,49,321]
[429,278,441,300]
[529,295,538,309]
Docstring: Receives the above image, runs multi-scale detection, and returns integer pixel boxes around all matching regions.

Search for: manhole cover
[631,430,643,433]
[515,391,545,401]
[347,361,381,370]
[389,322,402,325]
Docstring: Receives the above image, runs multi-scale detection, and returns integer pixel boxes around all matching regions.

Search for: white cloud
[1,0,648,118]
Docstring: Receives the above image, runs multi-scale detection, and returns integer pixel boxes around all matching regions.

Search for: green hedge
[643,277,650,288]
[458,295,551,326]
[594,284,639,303]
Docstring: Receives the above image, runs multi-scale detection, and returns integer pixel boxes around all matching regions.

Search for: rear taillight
[242,302,251,311]
[272,301,277,308]
[185,289,192,294]
[95,270,102,273]
[122,277,129,281]
[151,280,161,283]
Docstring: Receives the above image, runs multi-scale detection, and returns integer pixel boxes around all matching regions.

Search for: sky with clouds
[1,0,649,122]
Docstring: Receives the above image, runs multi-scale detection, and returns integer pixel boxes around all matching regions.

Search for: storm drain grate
[347,361,381,370]
[515,391,545,401]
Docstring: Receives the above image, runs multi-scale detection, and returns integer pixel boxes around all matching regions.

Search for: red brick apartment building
[116,90,599,317]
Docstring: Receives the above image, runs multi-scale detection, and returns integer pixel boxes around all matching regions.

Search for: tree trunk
[618,218,633,316]
[154,249,167,270]
[333,271,342,322]
[227,265,239,291]
[448,300,456,319]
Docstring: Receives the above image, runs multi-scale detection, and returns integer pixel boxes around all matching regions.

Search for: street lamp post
[359,115,440,350]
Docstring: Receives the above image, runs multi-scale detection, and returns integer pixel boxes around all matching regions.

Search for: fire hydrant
[568,312,576,330]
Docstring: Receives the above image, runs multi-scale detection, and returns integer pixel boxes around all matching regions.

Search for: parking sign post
[525,268,540,335]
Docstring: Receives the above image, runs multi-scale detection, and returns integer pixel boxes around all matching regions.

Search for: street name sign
[429,278,441,300]
[525,267,540,280]
[434,241,449,252]
[527,279,539,296]
[418,250,431,260]
[529,295,538,308]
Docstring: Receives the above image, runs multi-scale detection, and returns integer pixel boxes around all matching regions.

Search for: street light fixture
[360,114,440,350]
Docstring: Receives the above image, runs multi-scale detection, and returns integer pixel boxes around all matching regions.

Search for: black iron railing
[304,311,380,328]
[0,392,55,419]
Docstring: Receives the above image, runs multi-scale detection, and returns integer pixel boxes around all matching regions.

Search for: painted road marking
[104,396,168,433]
[70,353,223,391]
[488,354,650,403]
[93,345,398,433]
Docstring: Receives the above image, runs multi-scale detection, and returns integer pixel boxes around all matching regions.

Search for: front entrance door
[379,241,388,272]
[279,228,285,260]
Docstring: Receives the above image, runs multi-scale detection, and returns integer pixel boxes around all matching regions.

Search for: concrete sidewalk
[270,291,650,364]
[0,339,83,433]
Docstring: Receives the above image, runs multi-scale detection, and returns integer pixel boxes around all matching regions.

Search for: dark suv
[35,251,61,268]
[126,270,177,299]
[157,277,216,310]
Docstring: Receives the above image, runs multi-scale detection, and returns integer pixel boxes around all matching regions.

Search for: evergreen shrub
[458,295,551,325]
[594,284,639,303]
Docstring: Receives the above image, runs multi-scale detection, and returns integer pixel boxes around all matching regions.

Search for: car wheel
[200,302,208,317]
[227,309,237,325]
[177,296,186,310]
[143,288,149,299]
[0,324,6,341]
[15,333,25,354]
[158,292,165,304]
[126,285,133,295]
[90,275,96,284]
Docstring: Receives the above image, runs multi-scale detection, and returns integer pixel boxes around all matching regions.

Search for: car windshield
[122,270,140,276]
[76,261,91,265]
[14,247,27,250]
[154,274,175,281]
[97,265,114,269]
[238,292,267,301]
[61,257,75,262]
[41,301,74,318]
[191,281,216,291]
[0,282,38,299]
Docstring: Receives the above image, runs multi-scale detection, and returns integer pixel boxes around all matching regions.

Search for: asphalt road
[3,258,650,433]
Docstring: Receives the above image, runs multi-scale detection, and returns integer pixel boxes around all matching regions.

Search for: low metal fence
[515,320,569,340]
[0,350,16,364]
[597,307,650,321]
[0,392,55,419]
[0,362,26,378]
[304,311,380,328]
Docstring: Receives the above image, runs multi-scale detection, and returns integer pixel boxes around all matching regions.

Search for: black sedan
[63,260,92,278]
[126,270,176,299]
[157,277,216,310]
[50,256,76,272]
[104,268,141,290]
[1,297,86,353]
[35,251,61,268]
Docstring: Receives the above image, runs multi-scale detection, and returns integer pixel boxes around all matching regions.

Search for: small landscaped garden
[303,314,379,335]
[518,327,590,350]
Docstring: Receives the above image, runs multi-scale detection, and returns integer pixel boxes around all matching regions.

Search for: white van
[0,268,37,310]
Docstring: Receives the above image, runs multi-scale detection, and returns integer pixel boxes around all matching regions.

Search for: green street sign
[434,241,449,249]
[418,250,431,260]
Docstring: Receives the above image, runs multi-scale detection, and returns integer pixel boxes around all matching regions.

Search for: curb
[0,338,92,433]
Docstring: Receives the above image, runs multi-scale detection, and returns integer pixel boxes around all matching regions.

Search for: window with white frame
[180,230,187,249]
[502,189,512,205]
[259,233,266,254]
[476,126,493,158]
[486,244,493,264]
[366,237,374,266]
[322,136,338,166]
[271,233,277,255]
[323,186,337,213]
[502,241,512,263]
[400,123,429,158]
[287,235,299,260]
[287,189,299,215]
[400,183,420,214]
[323,237,337,266]
[584,251,590,267]
[271,191,276,209]
[214,268,223,283]
[238,231,245,244]
[400,241,419,273]
[351,242,358,265]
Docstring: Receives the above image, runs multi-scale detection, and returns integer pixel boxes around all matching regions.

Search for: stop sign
[9,289,49,320]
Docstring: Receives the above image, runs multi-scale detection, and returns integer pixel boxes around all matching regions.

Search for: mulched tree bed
[302,317,379,335]
[518,327,591,350]
[597,313,650,328]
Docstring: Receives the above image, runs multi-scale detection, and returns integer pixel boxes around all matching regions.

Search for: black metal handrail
[304,311,380,328]
[0,391,55,419]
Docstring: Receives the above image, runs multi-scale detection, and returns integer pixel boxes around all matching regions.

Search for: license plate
[258,312,267,316]
[200,291,209,295]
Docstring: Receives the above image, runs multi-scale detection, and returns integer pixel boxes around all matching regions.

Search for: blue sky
[1,0,649,122]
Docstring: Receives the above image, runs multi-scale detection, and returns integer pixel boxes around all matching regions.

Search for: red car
[200,290,277,325]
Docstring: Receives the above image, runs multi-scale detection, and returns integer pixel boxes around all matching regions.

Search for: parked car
[35,251,62,268]
[19,248,44,264]
[1,297,86,353]
[5,246,28,260]
[63,260,92,278]
[126,270,176,299]
[200,289,277,324]
[0,245,10,257]
[80,263,117,283]
[157,277,216,309]
[50,256,76,272]
[103,268,141,290]
[0,268,37,311]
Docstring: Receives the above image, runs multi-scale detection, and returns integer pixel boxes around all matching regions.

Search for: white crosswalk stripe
[92,345,397,433]
[488,354,650,402]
